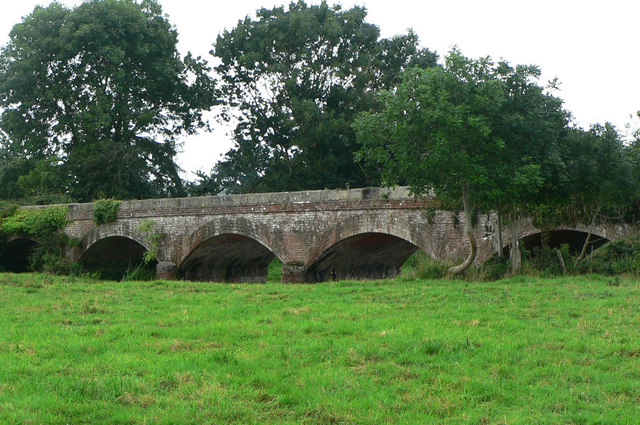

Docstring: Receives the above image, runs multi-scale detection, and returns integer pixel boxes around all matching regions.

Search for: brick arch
[79,223,155,279]
[5,234,38,244]
[303,214,436,281]
[0,235,39,273]
[177,216,282,283]
[519,224,607,242]
[476,220,614,264]
[178,216,283,267]
[306,214,435,268]
[83,222,152,253]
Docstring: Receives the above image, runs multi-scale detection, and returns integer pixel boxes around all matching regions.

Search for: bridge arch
[178,217,282,283]
[519,227,609,254]
[79,223,153,280]
[478,222,613,263]
[305,214,433,282]
[0,235,38,273]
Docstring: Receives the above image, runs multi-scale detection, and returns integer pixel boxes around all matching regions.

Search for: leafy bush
[0,206,69,238]
[520,244,574,277]
[576,234,640,276]
[137,219,161,264]
[267,258,283,282]
[476,255,510,281]
[401,251,448,280]
[93,199,121,225]
[27,234,78,274]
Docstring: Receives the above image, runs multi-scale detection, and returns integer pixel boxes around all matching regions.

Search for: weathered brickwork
[4,187,637,282]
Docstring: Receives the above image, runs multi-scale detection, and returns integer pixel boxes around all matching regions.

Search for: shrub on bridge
[0,206,69,238]
[93,199,121,225]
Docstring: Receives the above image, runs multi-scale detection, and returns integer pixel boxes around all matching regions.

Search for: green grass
[0,273,639,424]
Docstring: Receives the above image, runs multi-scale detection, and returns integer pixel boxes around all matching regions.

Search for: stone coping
[22,186,427,218]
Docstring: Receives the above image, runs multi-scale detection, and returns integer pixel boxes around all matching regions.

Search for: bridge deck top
[24,186,431,220]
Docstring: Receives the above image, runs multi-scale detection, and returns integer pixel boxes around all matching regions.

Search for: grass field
[0,273,639,424]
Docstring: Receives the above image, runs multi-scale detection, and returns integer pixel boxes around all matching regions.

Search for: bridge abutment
[156,262,177,280]
[281,263,309,283]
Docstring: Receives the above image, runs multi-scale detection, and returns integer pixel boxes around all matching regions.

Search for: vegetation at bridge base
[399,232,640,282]
[574,233,640,276]
[0,272,638,423]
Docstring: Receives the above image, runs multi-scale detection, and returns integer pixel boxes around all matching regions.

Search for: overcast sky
[1,0,639,180]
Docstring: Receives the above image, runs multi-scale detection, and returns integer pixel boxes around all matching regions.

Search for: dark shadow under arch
[306,232,418,282]
[0,238,38,273]
[520,229,610,255]
[80,236,154,280]
[179,233,276,283]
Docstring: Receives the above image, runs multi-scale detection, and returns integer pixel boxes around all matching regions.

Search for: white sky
[1,0,639,180]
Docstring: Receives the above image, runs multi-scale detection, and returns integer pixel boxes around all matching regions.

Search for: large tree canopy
[201,1,437,194]
[0,0,216,201]
[354,50,570,273]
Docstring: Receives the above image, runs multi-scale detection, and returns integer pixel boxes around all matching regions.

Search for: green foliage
[93,199,121,225]
[0,206,72,274]
[400,251,448,280]
[0,274,639,422]
[267,257,283,283]
[29,238,71,275]
[0,201,18,222]
[0,0,216,202]
[533,125,639,230]
[0,206,69,238]
[355,49,572,273]
[13,157,69,202]
[137,219,161,264]
[519,243,574,277]
[577,234,640,276]
[122,262,156,282]
[355,49,569,213]
[565,125,638,211]
[201,1,437,194]
[475,255,510,281]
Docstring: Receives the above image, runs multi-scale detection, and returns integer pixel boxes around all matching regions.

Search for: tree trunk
[575,206,599,266]
[448,183,477,275]
[510,218,522,273]
[497,211,504,258]
[556,248,567,274]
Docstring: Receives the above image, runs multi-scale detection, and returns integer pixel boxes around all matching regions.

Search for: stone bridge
[0,187,635,282]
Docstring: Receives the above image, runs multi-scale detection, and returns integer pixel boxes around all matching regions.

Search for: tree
[565,124,638,264]
[354,50,570,274]
[485,67,570,271]
[204,1,437,194]
[0,0,216,201]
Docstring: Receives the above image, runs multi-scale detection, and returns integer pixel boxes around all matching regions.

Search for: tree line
[0,0,435,202]
[1,0,639,274]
